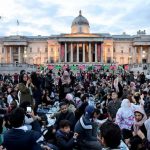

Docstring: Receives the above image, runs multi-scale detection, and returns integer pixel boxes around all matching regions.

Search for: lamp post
[24,50,27,64]
[129,55,132,64]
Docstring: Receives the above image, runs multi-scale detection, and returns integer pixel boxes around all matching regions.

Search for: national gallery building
[0,11,150,65]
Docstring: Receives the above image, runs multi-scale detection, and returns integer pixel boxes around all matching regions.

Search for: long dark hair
[19,73,27,85]
[31,72,40,89]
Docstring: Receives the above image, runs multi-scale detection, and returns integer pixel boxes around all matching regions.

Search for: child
[56,120,78,150]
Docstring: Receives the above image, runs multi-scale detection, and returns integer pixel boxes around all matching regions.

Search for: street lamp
[24,50,27,64]
[129,55,132,64]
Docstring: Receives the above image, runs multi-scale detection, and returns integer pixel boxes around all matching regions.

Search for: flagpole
[17,19,19,35]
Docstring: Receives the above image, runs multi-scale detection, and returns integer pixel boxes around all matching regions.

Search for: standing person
[13,73,19,85]
[115,99,135,130]
[18,73,34,106]
[30,72,42,114]
[58,71,71,100]
[115,99,135,141]
[140,72,146,85]
[45,70,54,95]
[107,92,121,121]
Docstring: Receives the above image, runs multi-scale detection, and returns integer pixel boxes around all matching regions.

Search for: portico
[2,45,27,63]
[59,42,103,63]
[132,40,150,64]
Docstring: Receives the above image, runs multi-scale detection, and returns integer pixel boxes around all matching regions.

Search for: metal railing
[0,63,37,68]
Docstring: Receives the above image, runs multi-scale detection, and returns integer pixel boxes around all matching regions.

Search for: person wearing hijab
[61,71,71,85]
[115,99,135,131]
[129,107,147,150]
[58,71,71,100]
[115,99,135,143]
[132,108,147,136]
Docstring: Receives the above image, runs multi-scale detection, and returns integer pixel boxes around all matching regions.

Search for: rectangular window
[121,50,123,53]
[108,48,110,52]
[113,48,116,52]
[51,48,53,52]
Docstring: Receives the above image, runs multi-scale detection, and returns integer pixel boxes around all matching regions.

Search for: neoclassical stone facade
[0,11,150,65]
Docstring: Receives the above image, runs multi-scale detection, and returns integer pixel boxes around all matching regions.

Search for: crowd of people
[0,67,150,150]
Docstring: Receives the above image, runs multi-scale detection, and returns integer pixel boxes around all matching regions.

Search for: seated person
[20,101,41,131]
[54,102,76,130]
[3,107,42,150]
[74,105,102,150]
[99,121,128,150]
[56,120,78,150]
[42,125,59,150]
[41,90,54,106]
[128,108,147,150]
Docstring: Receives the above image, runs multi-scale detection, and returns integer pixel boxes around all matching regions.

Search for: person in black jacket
[3,107,42,150]
[56,120,78,150]
[54,102,76,130]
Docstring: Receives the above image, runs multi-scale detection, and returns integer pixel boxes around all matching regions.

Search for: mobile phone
[27,107,32,113]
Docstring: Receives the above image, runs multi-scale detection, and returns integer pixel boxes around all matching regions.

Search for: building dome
[71,10,90,34]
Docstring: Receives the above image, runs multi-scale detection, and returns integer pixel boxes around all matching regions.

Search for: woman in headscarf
[129,107,147,150]
[115,99,135,143]
[132,108,147,136]
[58,71,71,100]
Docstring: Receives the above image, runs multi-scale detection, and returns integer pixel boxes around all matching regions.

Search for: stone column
[83,43,85,63]
[65,43,67,62]
[18,46,21,63]
[89,43,91,62]
[134,47,137,63]
[95,43,97,62]
[140,46,143,64]
[111,47,113,63]
[24,47,27,63]
[130,47,133,64]
[101,44,103,63]
[10,47,13,63]
[148,47,150,63]
[4,47,7,63]
[71,43,73,62]
[104,47,107,63]
[58,46,61,63]
[77,43,79,62]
